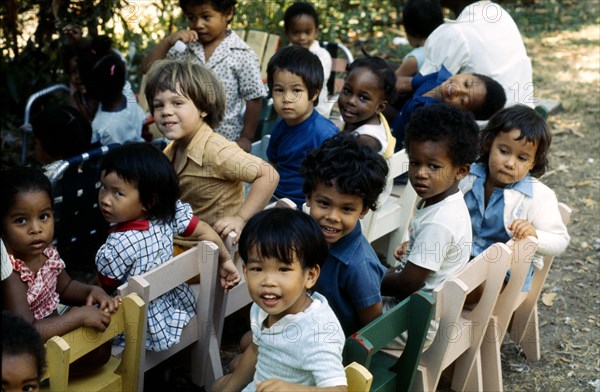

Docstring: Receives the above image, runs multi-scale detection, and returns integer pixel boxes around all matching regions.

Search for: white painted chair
[250,133,271,161]
[508,202,571,361]
[361,149,419,264]
[117,241,224,390]
[381,242,512,391]
[480,236,540,391]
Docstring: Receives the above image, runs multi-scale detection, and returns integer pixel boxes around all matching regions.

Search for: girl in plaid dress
[95,143,239,351]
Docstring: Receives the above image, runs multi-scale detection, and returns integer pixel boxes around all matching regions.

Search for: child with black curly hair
[381,103,479,349]
[301,132,389,337]
[2,312,46,392]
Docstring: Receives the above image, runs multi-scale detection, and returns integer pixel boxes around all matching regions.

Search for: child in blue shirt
[460,105,570,291]
[301,133,389,336]
[392,66,506,150]
[266,45,338,208]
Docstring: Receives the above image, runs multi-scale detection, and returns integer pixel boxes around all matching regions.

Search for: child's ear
[455,163,471,181]
[304,264,320,289]
[310,88,321,103]
[376,100,388,114]
[242,263,248,279]
[225,9,234,23]
[358,205,369,219]
[199,110,208,118]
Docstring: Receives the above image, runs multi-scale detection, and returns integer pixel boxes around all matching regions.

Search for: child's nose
[326,209,341,222]
[29,220,43,234]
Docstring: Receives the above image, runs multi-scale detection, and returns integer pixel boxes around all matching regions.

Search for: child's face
[184,3,232,46]
[306,182,368,246]
[338,68,387,129]
[2,353,40,392]
[98,171,145,224]
[487,128,537,188]
[271,70,317,126]
[440,74,486,113]
[1,191,54,264]
[243,246,319,327]
[285,14,318,49]
[152,88,207,145]
[407,140,469,207]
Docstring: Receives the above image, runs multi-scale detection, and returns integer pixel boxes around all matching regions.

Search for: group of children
[2,0,570,390]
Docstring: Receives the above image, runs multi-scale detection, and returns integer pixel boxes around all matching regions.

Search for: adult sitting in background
[397,0,534,108]
[32,105,92,178]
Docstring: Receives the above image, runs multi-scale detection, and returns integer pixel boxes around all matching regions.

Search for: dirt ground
[496,24,600,392]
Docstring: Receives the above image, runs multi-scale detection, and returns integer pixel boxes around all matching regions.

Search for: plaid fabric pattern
[96,200,198,351]
[10,246,64,320]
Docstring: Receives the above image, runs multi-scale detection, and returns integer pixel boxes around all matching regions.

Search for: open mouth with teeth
[321,225,340,234]
[261,294,281,306]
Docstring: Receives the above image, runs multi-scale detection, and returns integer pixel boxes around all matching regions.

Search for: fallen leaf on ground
[542,292,558,306]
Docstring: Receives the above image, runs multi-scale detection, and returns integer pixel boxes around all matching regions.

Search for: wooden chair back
[416,242,512,392]
[480,236,539,391]
[117,241,223,389]
[361,149,419,264]
[346,362,373,392]
[508,202,571,361]
[343,291,435,392]
[42,293,146,392]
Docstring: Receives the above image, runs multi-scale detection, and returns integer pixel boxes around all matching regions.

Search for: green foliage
[1,0,597,133]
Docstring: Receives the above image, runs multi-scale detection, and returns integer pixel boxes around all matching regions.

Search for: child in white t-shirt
[381,103,479,348]
[212,208,347,391]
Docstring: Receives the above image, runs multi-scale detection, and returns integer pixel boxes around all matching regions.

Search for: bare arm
[257,380,347,391]
[237,98,263,153]
[213,161,279,242]
[57,270,119,313]
[3,272,112,340]
[357,301,383,329]
[395,56,419,78]
[380,262,430,300]
[141,30,199,73]
[190,220,240,290]
[212,340,259,392]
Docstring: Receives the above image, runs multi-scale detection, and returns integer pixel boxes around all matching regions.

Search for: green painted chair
[343,291,435,392]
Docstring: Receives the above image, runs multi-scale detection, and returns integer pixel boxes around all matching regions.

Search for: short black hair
[76,35,114,99]
[179,0,236,19]
[267,45,324,105]
[471,73,506,120]
[2,312,46,380]
[100,143,180,224]
[346,56,397,103]
[480,105,551,177]
[0,167,53,237]
[85,51,126,105]
[32,105,92,161]
[284,2,320,31]
[301,133,389,211]
[239,207,328,270]
[405,103,479,166]
[402,0,444,40]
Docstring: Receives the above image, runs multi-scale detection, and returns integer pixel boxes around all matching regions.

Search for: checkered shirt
[96,200,199,351]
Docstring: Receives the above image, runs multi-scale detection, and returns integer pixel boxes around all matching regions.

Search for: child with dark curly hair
[382,103,479,349]
[2,312,46,392]
[301,132,389,337]
[460,105,569,292]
